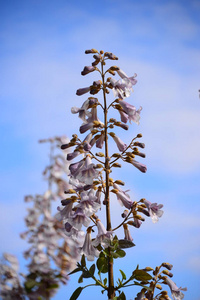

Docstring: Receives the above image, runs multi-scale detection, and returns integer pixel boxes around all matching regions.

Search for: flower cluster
[58,49,186,300]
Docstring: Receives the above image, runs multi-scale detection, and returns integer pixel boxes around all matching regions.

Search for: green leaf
[97,257,108,273]
[115,249,126,258]
[25,279,38,290]
[119,269,126,280]
[103,277,107,285]
[46,283,59,290]
[118,239,135,249]
[132,270,153,281]
[117,291,126,300]
[89,264,95,276]
[68,267,82,276]
[69,287,83,300]
[82,270,91,278]
[81,254,86,267]
[78,274,83,283]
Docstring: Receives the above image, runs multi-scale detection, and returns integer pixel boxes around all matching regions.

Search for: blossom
[143,199,164,223]
[55,200,74,222]
[123,224,133,241]
[80,227,100,261]
[110,68,137,100]
[92,219,113,247]
[69,156,99,185]
[165,277,187,300]
[77,190,101,216]
[69,207,91,230]
[111,134,127,152]
[130,159,147,173]
[64,222,85,243]
[81,66,96,75]
[119,100,142,125]
[113,183,133,209]
[110,77,133,100]
[71,99,91,121]
[117,68,137,86]
[76,86,91,96]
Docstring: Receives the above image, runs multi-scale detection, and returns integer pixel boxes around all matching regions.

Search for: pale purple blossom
[69,156,99,185]
[130,159,147,173]
[81,66,96,75]
[76,86,91,96]
[71,99,91,121]
[165,277,187,300]
[113,183,133,209]
[143,199,164,223]
[55,200,74,222]
[69,207,91,230]
[119,100,142,125]
[110,77,133,100]
[123,224,133,241]
[92,219,113,247]
[116,68,137,86]
[77,190,101,216]
[111,134,127,152]
[80,228,100,261]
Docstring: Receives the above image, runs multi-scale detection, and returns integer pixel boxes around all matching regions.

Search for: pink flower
[165,277,187,300]
[143,199,164,223]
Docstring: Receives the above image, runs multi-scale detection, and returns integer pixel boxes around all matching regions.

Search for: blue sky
[0,0,200,299]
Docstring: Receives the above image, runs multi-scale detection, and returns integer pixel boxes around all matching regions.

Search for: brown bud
[114,180,125,185]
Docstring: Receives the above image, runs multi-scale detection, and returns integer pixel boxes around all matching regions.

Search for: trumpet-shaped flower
[119,100,142,125]
[113,183,133,209]
[143,199,164,223]
[130,159,147,173]
[111,134,127,152]
[165,277,187,300]
[71,99,91,121]
[123,224,133,241]
[77,190,100,216]
[69,207,91,230]
[80,227,100,261]
[69,156,99,185]
[92,219,113,247]
[110,77,133,100]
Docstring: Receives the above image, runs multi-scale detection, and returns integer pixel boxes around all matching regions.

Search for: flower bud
[96,152,105,157]
[85,49,98,54]
[114,180,125,185]
[81,66,96,75]
[137,133,143,138]
[161,263,173,270]
[112,163,121,168]
[156,284,162,290]
[122,209,129,218]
